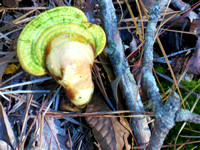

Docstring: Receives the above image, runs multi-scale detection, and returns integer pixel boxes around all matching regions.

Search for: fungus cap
[17,6,106,76]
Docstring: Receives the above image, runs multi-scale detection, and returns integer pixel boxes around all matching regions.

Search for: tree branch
[97,0,151,146]
[176,109,200,123]
[141,0,183,149]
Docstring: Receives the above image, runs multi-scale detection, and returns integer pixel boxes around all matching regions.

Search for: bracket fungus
[17,6,106,110]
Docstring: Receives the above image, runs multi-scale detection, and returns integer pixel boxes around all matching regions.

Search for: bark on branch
[142,0,200,149]
[176,109,200,123]
[97,0,200,149]
[97,0,151,146]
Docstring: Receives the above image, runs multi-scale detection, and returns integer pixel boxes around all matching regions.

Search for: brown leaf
[0,63,7,83]
[0,52,16,83]
[132,59,142,82]
[190,19,200,35]
[132,59,148,102]
[171,55,186,72]
[98,52,115,82]
[85,94,130,150]
[53,0,66,6]
[0,0,20,7]
[0,102,17,149]
[4,63,20,74]
[186,37,200,75]
[28,117,68,149]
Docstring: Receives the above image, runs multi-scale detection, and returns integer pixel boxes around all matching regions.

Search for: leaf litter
[0,0,200,149]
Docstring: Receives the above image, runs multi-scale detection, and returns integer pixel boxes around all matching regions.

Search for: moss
[155,65,167,74]
[150,63,200,148]
[181,79,200,93]
[163,79,200,149]
[165,122,200,149]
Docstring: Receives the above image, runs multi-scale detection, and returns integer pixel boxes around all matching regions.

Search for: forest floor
[0,0,200,149]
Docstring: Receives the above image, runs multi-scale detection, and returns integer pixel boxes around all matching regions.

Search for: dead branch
[171,0,198,21]
[97,0,151,146]
[176,109,200,123]
[142,0,200,149]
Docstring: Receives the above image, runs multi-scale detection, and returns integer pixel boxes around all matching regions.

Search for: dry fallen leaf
[98,52,115,82]
[0,63,7,83]
[186,48,200,75]
[4,63,20,74]
[0,102,17,149]
[186,18,200,75]
[28,117,68,149]
[0,0,18,7]
[85,94,130,150]
[189,19,200,34]
[186,37,200,75]
[132,59,148,102]
[0,53,15,82]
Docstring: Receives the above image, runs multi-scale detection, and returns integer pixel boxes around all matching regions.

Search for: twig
[97,0,151,146]
[171,0,199,21]
[142,0,200,149]
[17,84,59,149]
[0,7,48,10]
[141,0,183,149]
[0,77,52,90]
[1,90,51,94]
[153,47,195,63]
[176,109,200,123]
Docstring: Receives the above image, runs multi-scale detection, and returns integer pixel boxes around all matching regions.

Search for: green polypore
[17,6,106,76]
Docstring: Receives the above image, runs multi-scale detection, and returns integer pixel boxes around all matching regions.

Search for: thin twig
[0,77,52,90]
